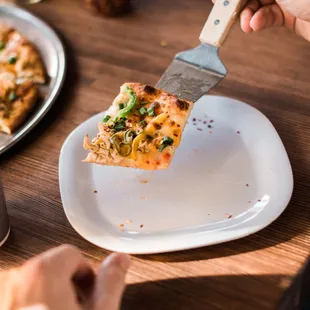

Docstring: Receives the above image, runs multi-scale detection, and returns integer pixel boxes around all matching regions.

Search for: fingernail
[103,253,131,271]
[118,253,131,271]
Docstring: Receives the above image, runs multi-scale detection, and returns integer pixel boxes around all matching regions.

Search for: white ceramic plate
[59,95,293,254]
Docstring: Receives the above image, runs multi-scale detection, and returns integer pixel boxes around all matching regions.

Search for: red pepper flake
[246,184,249,187]
[140,180,148,184]
[140,224,144,228]
[163,153,171,160]
[93,190,98,193]
[146,160,150,164]
[210,120,214,123]
[197,128,203,131]
[208,125,212,128]
[120,224,124,227]
[228,215,232,219]
[177,124,180,128]
[237,131,240,134]
[156,161,160,165]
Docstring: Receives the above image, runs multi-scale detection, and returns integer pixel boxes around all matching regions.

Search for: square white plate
[59,95,293,254]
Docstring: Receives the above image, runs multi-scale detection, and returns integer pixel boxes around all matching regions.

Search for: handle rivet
[224,0,229,6]
[214,19,220,25]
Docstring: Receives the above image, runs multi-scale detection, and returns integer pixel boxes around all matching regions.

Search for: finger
[250,4,284,31]
[295,18,310,42]
[26,244,93,281]
[93,253,131,310]
[276,0,310,22]
[240,8,255,33]
[239,0,261,33]
[245,0,261,12]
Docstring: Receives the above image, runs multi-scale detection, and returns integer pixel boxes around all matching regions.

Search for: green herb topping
[158,136,174,152]
[9,92,17,102]
[102,115,111,123]
[0,41,5,50]
[139,107,147,116]
[8,56,17,65]
[147,106,155,117]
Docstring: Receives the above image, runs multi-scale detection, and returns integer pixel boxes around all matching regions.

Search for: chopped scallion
[102,115,111,123]
[147,106,155,117]
[8,56,17,65]
[139,107,147,115]
[9,92,17,102]
[158,136,174,152]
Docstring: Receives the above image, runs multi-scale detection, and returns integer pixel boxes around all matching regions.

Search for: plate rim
[0,3,66,155]
[59,95,294,254]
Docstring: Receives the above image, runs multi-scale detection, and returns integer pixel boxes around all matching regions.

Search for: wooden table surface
[1,0,310,309]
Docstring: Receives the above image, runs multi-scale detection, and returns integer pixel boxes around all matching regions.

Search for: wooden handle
[199,0,245,47]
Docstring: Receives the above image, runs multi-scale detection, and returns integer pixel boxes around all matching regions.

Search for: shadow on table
[136,119,310,263]
[0,30,78,161]
[122,274,290,310]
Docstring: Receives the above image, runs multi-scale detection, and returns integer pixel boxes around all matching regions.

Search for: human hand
[212,0,310,42]
[0,244,131,310]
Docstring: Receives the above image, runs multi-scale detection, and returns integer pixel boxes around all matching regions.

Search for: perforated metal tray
[0,2,66,154]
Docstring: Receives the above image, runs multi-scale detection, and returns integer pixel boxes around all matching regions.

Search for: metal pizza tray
[0,2,66,154]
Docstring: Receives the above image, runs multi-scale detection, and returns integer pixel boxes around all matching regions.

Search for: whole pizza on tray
[0,24,46,134]
[83,83,194,170]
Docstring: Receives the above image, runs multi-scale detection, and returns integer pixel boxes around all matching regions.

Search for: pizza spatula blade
[156,0,245,102]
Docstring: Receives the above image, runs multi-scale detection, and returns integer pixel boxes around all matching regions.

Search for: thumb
[93,253,131,310]
[276,0,310,22]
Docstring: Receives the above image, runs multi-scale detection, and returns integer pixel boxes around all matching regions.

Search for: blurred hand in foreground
[0,244,131,310]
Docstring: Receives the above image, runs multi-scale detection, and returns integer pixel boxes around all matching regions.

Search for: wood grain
[0,0,310,309]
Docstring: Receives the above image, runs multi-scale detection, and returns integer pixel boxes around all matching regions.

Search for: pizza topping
[8,56,17,65]
[114,85,137,120]
[158,136,173,152]
[8,92,17,102]
[139,107,147,116]
[0,41,5,50]
[118,103,125,110]
[102,115,111,123]
[143,85,156,95]
[124,129,135,144]
[110,132,132,157]
[147,105,155,117]
[113,118,127,131]
[176,98,189,111]
[139,120,147,128]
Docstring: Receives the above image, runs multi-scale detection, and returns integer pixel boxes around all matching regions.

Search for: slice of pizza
[83,83,193,170]
[0,24,46,84]
[0,74,39,134]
